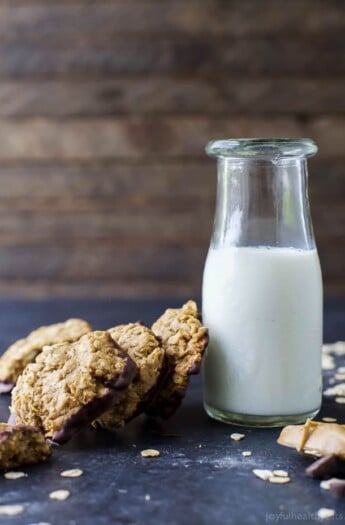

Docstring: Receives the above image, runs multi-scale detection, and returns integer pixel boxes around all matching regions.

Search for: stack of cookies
[0,301,208,468]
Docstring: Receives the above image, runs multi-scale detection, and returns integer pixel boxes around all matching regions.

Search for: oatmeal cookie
[97,323,165,429]
[0,423,51,470]
[11,331,137,444]
[146,300,208,418]
[0,319,92,392]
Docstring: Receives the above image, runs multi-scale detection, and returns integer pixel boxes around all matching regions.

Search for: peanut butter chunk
[278,420,345,459]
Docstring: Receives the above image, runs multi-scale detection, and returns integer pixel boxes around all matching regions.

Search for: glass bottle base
[204,402,320,428]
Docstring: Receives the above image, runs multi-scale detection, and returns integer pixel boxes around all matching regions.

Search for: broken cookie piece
[0,423,51,470]
[146,300,208,419]
[278,419,345,459]
[97,323,165,429]
[0,319,92,392]
[11,331,137,444]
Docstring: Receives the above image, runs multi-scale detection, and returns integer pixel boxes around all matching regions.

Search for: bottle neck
[212,157,315,249]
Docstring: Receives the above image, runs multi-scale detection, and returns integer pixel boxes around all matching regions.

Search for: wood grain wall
[0,0,344,298]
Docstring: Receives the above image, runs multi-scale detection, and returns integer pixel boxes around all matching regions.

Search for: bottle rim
[206,138,318,160]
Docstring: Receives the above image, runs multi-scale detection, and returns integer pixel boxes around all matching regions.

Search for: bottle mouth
[206,138,318,160]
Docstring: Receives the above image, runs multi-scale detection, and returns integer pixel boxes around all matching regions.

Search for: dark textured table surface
[0,299,344,525]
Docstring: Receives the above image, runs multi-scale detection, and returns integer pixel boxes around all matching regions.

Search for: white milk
[202,246,322,417]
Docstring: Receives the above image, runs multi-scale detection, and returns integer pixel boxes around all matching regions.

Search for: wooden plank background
[0,0,344,299]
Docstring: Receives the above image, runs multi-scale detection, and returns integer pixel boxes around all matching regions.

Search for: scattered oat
[317,508,335,520]
[324,383,345,397]
[118,489,128,494]
[336,397,345,404]
[329,378,336,385]
[322,354,335,370]
[144,494,151,501]
[322,417,337,423]
[320,478,340,491]
[304,449,321,458]
[49,489,70,501]
[320,479,332,490]
[230,433,245,441]
[331,342,345,355]
[141,449,160,458]
[323,341,345,356]
[268,476,291,484]
[0,504,24,515]
[338,366,345,374]
[253,469,273,481]
[198,444,202,448]
[242,451,252,457]
[4,471,28,480]
[253,468,291,483]
[60,469,83,478]
[272,470,289,478]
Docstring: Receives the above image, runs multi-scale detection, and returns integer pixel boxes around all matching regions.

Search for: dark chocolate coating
[306,454,339,480]
[0,423,43,440]
[144,356,179,419]
[52,389,123,444]
[306,454,345,481]
[153,390,186,420]
[0,382,14,394]
[188,361,202,375]
[52,352,137,444]
[125,352,169,424]
[145,332,208,419]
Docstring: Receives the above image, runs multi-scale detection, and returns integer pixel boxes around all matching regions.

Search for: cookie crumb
[253,469,273,481]
[322,417,337,423]
[230,433,245,441]
[242,451,252,457]
[272,470,289,478]
[49,489,70,501]
[322,354,335,370]
[60,469,83,478]
[141,449,160,458]
[144,494,151,501]
[0,504,24,515]
[4,471,28,480]
[317,508,335,520]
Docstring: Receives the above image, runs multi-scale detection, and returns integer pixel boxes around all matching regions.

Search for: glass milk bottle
[202,138,323,427]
